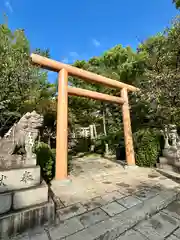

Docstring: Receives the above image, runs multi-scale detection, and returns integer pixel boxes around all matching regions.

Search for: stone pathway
[11,156,180,240]
[12,194,180,240]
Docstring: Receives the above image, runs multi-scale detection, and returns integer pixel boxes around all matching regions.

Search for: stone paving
[10,156,180,240]
[50,156,179,207]
[12,195,180,240]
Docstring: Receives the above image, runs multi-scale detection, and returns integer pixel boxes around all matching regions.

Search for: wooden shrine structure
[31,53,139,180]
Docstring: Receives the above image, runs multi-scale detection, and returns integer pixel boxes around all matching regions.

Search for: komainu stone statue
[0,111,43,168]
[0,111,54,239]
[162,124,180,166]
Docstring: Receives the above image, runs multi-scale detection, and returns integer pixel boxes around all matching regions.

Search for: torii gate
[31,54,139,181]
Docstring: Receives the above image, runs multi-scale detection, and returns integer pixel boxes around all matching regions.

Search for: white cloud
[61,57,69,64]
[92,38,101,47]
[5,0,13,13]
[69,51,79,58]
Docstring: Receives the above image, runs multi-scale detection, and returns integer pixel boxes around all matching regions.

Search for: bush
[93,128,163,166]
[35,142,55,182]
[71,138,92,154]
[94,130,124,156]
[133,128,162,167]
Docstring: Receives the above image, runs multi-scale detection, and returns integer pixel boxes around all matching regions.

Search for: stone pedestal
[0,160,55,239]
[158,125,180,174]
[0,198,55,239]
[0,165,55,238]
[0,111,55,238]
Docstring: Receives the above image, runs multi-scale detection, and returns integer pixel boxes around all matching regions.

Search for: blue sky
[0,0,179,82]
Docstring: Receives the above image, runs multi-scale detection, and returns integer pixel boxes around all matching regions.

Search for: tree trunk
[102,104,109,156]
[90,124,95,152]
[48,136,51,147]
[93,124,97,139]
[102,108,107,136]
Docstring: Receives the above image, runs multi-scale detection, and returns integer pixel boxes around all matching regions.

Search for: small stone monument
[0,111,54,238]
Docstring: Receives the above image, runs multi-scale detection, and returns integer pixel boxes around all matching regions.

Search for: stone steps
[156,168,180,183]
[45,187,180,240]
[0,197,55,239]
[10,189,180,240]
[62,190,179,240]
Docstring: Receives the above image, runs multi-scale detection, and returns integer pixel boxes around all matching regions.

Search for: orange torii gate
[31,53,139,181]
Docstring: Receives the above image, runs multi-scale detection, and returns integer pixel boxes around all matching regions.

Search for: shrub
[71,138,92,154]
[93,128,163,166]
[94,137,105,154]
[35,142,55,182]
[94,130,125,156]
[133,128,162,167]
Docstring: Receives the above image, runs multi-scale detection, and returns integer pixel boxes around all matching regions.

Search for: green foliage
[94,130,124,155]
[135,17,180,128]
[0,23,55,136]
[133,129,162,167]
[0,24,32,132]
[93,128,163,167]
[35,142,55,182]
[67,18,180,163]
[173,0,180,9]
[67,44,146,138]
[2,12,180,175]
[71,138,92,153]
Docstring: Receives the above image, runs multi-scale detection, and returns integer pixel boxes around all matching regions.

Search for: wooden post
[121,88,135,166]
[55,68,68,180]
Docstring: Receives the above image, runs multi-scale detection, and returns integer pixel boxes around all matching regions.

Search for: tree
[0,23,54,136]
[68,45,146,137]
[54,16,180,156]
[135,17,180,128]
[173,0,180,9]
